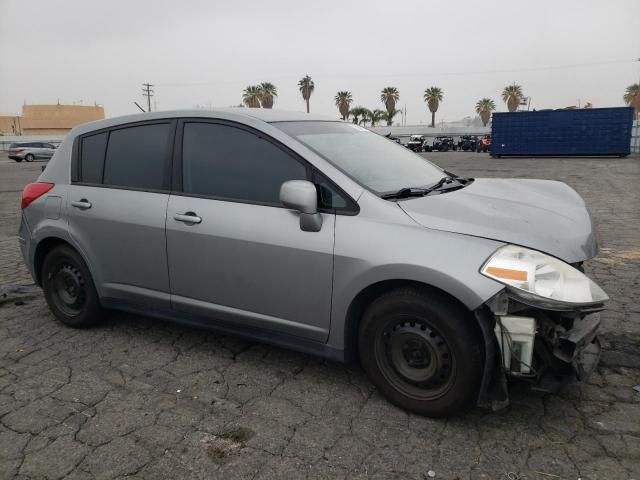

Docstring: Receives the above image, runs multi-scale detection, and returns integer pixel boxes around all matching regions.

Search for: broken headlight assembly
[480,244,608,309]
[478,245,608,385]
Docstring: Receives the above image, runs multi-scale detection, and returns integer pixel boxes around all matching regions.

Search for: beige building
[0,103,105,136]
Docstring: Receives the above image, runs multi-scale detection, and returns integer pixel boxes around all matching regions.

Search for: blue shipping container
[490,107,634,157]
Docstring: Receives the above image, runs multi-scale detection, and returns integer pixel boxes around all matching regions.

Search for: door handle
[71,199,92,209]
[174,212,202,224]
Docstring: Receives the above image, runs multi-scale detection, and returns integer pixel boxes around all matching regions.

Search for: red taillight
[21,182,54,209]
[15,148,24,152]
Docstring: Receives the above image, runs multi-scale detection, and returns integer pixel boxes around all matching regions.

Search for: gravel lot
[0,151,639,480]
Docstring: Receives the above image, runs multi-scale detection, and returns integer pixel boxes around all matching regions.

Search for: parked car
[8,142,57,162]
[407,134,428,152]
[458,135,479,151]
[431,136,457,151]
[477,135,491,153]
[20,110,608,417]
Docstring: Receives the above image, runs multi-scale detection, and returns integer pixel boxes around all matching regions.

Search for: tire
[14,158,23,163]
[25,154,35,162]
[358,287,484,417]
[41,245,104,328]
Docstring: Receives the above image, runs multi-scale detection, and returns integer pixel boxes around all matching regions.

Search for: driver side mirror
[280,180,323,232]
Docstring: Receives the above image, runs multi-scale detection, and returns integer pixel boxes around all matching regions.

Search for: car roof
[69,109,340,137]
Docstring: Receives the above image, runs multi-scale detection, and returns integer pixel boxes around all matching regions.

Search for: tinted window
[80,132,108,184]
[182,122,307,204]
[103,123,170,190]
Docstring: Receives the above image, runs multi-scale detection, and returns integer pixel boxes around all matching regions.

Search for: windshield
[274,121,444,194]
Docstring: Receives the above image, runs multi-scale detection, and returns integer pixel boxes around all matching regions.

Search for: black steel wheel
[42,245,104,328]
[49,262,86,316]
[358,287,484,417]
[377,318,456,401]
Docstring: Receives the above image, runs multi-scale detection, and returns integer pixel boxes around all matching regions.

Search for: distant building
[0,103,105,136]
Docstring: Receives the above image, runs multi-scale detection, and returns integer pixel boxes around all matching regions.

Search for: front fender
[327,214,506,350]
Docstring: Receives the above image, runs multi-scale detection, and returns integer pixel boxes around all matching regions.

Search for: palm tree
[358,108,372,126]
[502,84,524,112]
[624,83,640,116]
[475,98,496,126]
[380,87,400,115]
[242,85,261,108]
[382,107,402,126]
[259,82,278,109]
[334,91,353,120]
[423,87,444,127]
[298,75,315,113]
[349,106,368,125]
[367,109,386,127]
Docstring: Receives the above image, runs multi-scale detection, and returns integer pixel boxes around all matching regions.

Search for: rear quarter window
[80,132,108,184]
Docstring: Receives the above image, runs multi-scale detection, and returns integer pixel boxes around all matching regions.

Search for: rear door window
[181,122,308,205]
[103,123,171,190]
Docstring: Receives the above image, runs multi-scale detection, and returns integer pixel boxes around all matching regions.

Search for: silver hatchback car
[8,142,57,162]
[19,109,608,416]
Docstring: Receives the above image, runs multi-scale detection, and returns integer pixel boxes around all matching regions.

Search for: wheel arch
[342,279,478,364]
[33,236,85,286]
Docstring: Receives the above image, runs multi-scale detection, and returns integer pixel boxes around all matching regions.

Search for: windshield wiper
[381,175,470,200]
[381,187,430,199]
[423,175,456,194]
[382,176,455,200]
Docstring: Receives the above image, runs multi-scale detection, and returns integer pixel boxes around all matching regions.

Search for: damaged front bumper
[476,289,605,410]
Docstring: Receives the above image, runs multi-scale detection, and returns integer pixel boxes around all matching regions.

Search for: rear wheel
[358,287,484,417]
[25,154,35,162]
[42,245,104,328]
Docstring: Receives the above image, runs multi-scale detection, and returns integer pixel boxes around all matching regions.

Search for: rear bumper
[18,213,36,282]
[9,154,25,160]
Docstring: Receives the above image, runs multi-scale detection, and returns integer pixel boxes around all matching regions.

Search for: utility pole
[142,83,154,112]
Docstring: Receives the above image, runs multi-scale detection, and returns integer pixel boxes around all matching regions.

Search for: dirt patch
[205,427,255,463]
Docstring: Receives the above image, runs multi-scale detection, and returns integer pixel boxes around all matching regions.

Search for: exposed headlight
[481,245,608,306]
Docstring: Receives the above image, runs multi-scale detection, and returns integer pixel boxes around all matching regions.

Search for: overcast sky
[1,0,639,124]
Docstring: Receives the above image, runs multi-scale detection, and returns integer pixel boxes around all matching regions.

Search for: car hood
[398,178,597,263]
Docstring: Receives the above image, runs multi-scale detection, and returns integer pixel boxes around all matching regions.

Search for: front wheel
[358,287,484,417]
[42,245,105,328]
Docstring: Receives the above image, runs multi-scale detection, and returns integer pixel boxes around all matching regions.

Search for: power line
[142,83,154,112]
[155,59,637,88]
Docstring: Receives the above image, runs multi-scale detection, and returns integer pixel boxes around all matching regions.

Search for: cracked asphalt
[0,152,639,480]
